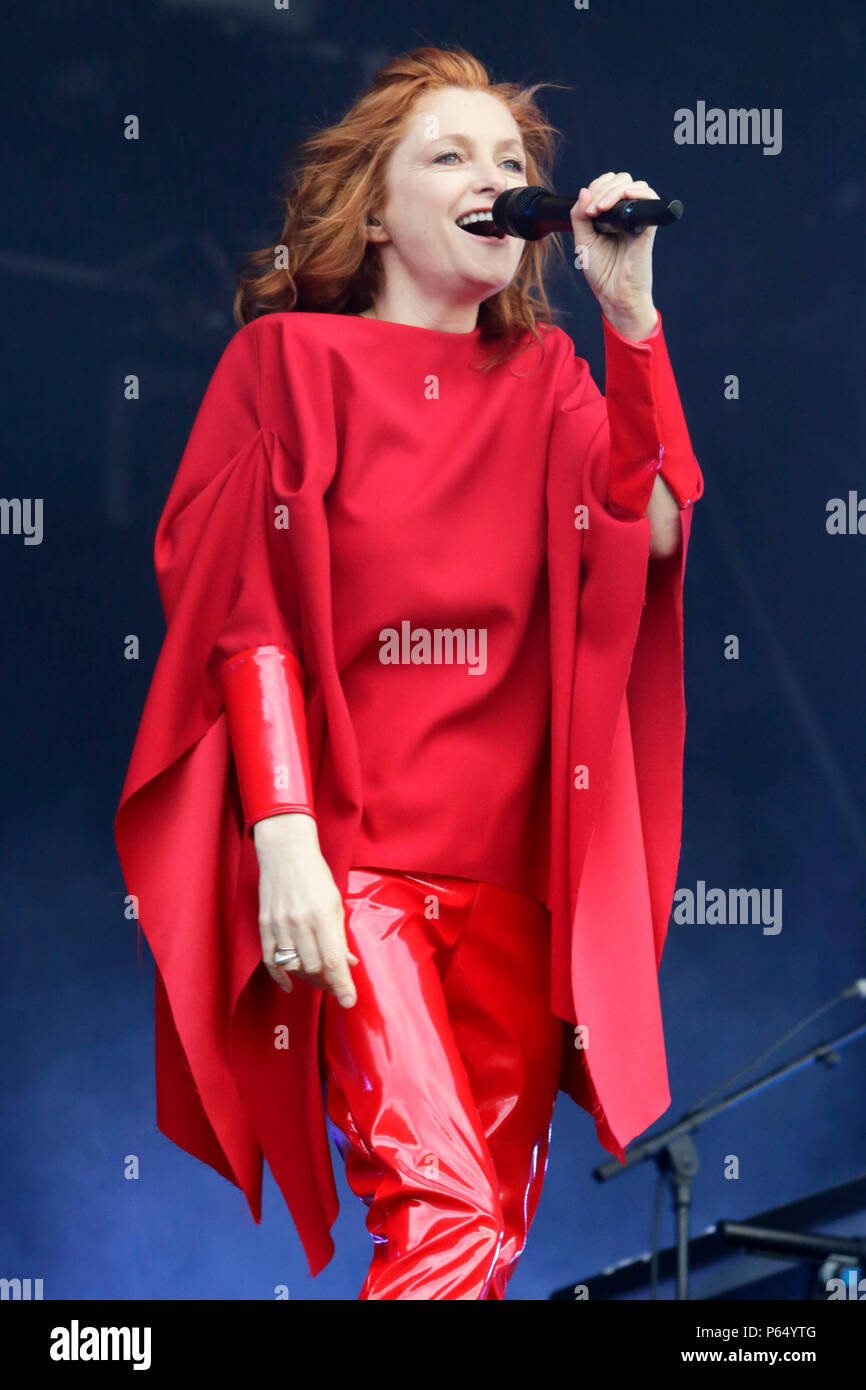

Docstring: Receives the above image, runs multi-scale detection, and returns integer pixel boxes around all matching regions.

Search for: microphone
[492,186,683,241]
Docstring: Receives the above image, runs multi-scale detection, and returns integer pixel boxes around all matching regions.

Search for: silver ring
[274,946,301,967]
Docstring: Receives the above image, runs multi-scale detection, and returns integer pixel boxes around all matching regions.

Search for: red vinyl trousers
[320,866,564,1300]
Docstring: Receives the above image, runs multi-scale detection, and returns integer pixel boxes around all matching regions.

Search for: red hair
[233,45,572,371]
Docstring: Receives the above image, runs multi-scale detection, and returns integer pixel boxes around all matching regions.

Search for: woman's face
[367,86,528,319]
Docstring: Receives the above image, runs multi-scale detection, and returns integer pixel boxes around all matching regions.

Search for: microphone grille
[493,186,547,237]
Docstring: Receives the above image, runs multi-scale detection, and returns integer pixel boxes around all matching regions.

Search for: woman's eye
[434,150,525,172]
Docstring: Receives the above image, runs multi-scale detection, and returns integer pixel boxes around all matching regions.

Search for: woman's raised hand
[569,171,659,340]
[253,813,358,1007]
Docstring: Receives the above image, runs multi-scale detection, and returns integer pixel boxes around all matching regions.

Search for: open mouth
[455,212,506,240]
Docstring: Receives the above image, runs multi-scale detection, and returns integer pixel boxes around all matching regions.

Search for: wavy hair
[233,45,572,371]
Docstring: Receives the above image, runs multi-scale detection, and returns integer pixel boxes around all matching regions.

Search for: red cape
[114,311,702,1276]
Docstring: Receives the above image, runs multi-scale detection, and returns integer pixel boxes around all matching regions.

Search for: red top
[114,308,703,1277]
[327,318,551,900]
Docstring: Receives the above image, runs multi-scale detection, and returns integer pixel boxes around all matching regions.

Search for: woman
[114,45,703,1300]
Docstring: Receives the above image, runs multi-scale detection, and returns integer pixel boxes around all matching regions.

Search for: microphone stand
[592,1019,866,1299]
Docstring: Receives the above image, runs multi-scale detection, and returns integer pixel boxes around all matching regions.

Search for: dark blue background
[2,0,864,1299]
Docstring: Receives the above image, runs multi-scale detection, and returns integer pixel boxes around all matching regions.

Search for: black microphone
[492,186,683,241]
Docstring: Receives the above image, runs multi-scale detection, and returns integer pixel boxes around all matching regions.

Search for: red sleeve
[600,309,704,519]
[153,325,305,706]
[116,322,310,819]
[149,321,318,831]
[113,319,340,1273]
[546,316,704,1158]
[218,644,317,828]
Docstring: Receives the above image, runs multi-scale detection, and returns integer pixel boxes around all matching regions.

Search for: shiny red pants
[321,867,564,1300]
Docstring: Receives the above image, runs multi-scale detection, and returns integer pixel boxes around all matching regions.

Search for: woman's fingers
[587,175,656,215]
[574,173,657,220]
[314,905,358,1006]
[312,881,358,1004]
[582,171,628,213]
[263,915,359,1005]
[259,923,295,994]
[255,840,360,1005]
[285,917,325,977]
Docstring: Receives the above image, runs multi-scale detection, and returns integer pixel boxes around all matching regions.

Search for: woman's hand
[253,813,359,1007]
[570,172,659,340]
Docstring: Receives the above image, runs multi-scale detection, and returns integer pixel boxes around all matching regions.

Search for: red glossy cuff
[602,310,704,519]
[219,645,317,828]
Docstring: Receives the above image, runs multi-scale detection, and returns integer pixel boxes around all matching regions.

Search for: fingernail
[339,993,355,1007]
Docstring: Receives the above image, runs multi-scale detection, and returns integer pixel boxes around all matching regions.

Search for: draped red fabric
[114,310,703,1276]
[548,312,702,1154]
